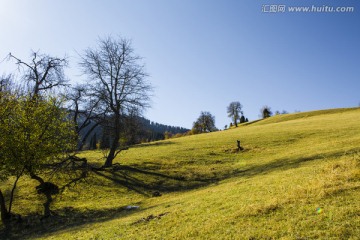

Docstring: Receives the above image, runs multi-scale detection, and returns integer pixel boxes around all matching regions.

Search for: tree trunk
[0,189,10,223]
[29,172,53,218]
[8,169,24,214]
[43,193,52,218]
[104,132,119,167]
[104,151,115,167]
[104,115,120,167]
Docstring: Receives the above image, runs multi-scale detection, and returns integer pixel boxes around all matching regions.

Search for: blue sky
[1,0,359,129]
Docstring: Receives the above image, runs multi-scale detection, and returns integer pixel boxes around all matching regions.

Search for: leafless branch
[8,51,69,98]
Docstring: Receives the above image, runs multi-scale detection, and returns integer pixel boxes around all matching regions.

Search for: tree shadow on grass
[92,147,360,197]
[130,141,176,149]
[0,203,154,240]
[92,164,216,196]
[0,158,215,239]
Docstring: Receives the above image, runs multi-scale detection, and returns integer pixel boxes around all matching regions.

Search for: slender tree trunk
[0,189,10,223]
[78,122,100,151]
[8,169,24,213]
[8,179,19,214]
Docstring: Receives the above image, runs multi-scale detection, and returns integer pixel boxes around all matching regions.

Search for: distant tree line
[80,116,189,150]
[145,119,189,139]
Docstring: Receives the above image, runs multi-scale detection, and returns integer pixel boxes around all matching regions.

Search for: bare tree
[67,84,104,150]
[79,36,152,167]
[1,74,28,101]
[0,74,13,93]
[227,101,243,127]
[8,51,68,98]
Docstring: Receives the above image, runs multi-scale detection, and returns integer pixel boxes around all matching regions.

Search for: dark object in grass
[152,191,162,197]
[133,212,169,225]
[237,140,244,151]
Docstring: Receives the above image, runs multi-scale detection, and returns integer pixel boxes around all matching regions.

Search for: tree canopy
[0,93,76,220]
[192,111,217,133]
[227,101,243,127]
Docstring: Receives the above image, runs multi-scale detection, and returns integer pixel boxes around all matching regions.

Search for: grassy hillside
[1,108,360,239]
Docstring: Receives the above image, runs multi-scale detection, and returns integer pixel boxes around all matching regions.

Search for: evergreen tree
[261,106,273,119]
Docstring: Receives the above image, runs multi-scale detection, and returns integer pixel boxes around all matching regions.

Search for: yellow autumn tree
[0,93,76,223]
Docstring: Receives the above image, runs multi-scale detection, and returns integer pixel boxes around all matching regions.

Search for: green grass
[1,107,360,239]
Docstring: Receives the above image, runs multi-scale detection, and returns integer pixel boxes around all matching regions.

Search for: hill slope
[1,108,360,239]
